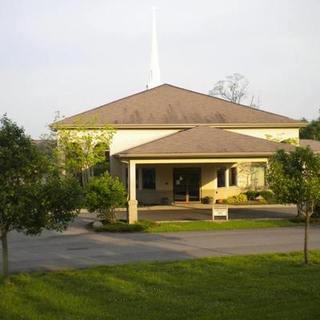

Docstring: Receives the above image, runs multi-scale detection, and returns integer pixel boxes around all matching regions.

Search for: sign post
[212,204,229,221]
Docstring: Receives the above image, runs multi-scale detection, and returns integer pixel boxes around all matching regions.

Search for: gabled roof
[53,84,304,128]
[116,126,294,158]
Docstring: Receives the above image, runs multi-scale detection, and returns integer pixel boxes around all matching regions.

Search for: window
[217,167,226,188]
[229,167,237,186]
[142,168,156,189]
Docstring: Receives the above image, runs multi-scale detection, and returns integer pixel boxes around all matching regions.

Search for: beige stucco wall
[201,164,242,200]
[226,128,299,142]
[110,129,181,179]
[110,129,180,155]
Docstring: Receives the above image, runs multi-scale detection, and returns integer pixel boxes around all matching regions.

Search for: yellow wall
[226,128,299,142]
[110,129,180,154]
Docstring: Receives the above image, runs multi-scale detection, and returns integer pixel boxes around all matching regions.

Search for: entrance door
[173,168,201,202]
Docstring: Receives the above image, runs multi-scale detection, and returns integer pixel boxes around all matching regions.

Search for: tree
[55,123,115,186]
[209,73,261,107]
[85,174,126,224]
[209,73,249,104]
[267,147,320,264]
[300,117,320,141]
[0,116,83,279]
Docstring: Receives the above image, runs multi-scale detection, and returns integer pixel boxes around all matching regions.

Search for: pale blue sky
[0,0,319,137]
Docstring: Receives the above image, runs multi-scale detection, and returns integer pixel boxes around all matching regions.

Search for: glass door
[173,168,201,202]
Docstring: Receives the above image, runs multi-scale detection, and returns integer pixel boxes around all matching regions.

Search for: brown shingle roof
[116,126,294,158]
[300,139,320,152]
[53,84,303,128]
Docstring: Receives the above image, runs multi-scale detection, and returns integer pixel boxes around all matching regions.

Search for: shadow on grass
[1,251,320,320]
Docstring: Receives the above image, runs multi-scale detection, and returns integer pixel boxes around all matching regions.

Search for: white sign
[212,205,229,221]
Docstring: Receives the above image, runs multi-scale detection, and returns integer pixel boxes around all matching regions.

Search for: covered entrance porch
[122,157,267,224]
[113,125,289,223]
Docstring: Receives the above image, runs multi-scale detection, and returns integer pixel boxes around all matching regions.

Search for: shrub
[85,174,127,223]
[92,219,158,232]
[224,194,248,205]
[244,190,277,203]
[245,191,260,200]
[202,196,214,204]
[259,190,276,203]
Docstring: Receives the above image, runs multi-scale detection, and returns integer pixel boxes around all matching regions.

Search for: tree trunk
[1,229,9,279]
[297,203,304,218]
[304,213,310,265]
[106,209,117,224]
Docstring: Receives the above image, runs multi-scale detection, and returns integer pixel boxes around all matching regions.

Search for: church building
[53,9,315,223]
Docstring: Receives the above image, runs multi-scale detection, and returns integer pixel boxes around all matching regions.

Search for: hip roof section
[53,84,304,128]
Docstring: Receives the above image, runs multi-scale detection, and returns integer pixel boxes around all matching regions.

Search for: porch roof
[116,126,294,159]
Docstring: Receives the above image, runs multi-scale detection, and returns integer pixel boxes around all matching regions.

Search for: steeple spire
[146,7,161,89]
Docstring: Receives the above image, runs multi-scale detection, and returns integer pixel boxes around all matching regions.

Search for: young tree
[85,174,126,224]
[267,147,320,264]
[56,125,115,186]
[0,116,83,279]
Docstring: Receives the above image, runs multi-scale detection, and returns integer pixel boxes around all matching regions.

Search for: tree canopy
[0,115,83,278]
[267,147,320,264]
[300,118,320,141]
[209,73,261,107]
[56,125,114,186]
[209,73,249,104]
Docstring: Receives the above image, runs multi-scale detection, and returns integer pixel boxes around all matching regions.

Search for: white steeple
[146,7,161,89]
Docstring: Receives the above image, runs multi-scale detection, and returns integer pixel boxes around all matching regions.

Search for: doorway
[173,167,201,202]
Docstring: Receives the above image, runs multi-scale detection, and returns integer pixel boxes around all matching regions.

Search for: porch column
[225,167,230,188]
[127,160,138,224]
[138,167,143,191]
[121,163,127,185]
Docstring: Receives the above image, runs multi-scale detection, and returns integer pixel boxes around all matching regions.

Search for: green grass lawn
[1,251,320,319]
[94,219,303,233]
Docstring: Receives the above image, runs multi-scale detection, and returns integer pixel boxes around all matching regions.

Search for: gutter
[51,122,307,130]
[115,152,280,159]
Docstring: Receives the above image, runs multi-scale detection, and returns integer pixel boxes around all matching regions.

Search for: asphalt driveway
[129,205,298,221]
[3,212,320,273]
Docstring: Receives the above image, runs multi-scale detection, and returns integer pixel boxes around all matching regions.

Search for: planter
[202,196,214,204]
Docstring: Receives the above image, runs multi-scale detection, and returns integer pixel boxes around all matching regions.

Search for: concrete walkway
[4,214,320,273]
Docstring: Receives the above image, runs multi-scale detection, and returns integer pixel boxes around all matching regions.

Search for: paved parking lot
[117,205,297,221]
[4,206,319,274]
